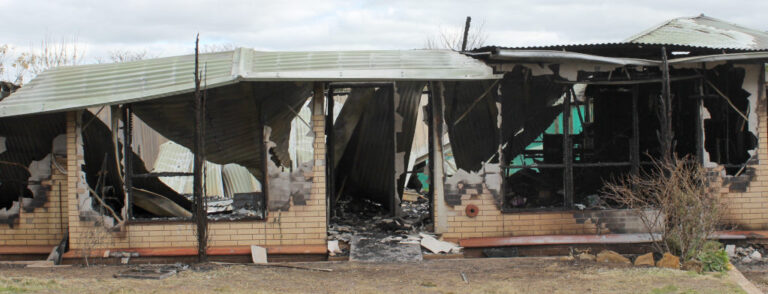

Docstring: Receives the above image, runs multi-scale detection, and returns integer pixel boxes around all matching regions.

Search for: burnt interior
[494,62,757,210]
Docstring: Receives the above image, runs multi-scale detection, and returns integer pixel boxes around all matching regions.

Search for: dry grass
[0,258,747,293]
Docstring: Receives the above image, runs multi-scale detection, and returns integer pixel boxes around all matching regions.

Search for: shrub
[603,155,722,261]
[698,243,729,273]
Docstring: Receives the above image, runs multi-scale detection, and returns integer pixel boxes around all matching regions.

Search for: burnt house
[0,15,767,261]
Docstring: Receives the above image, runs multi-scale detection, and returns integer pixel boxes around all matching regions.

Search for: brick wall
[438,186,651,241]
[718,88,768,229]
[0,155,69,247]
[65,93,327,252]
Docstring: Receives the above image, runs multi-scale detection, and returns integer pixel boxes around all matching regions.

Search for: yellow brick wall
[719,92,768,229]
[438,187,643,241]
[66,102,327,250]
[0,155,69,247]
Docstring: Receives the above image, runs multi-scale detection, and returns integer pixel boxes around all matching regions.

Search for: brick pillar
[311,82,327,230]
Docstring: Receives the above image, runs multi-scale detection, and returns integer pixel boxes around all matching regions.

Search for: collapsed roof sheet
[625,15,768,50]
[0,49,498,118]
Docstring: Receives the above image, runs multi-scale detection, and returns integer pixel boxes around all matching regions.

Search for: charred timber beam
[554,74,701,85]
[327,82,393,88]
[696,63,706,164]
[123,105,134,220]
[659,47,673,163]
[562,88,574,208]
[426,85,435,223]
[325,84,336,218]
[192,36,208,262]
[631,85,640,174]
[504,162,648,168]
[133,172,193,178]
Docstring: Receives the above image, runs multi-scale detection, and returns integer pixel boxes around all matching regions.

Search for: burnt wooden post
[192,36,208,262]
[122,105,133,219]
[325,85,335,218]
[659,46,673,163]
[389,84,398,216]
[562,88,574,208]
[696,64,706,164]
[426,84,435,222]
[461,16,471,52]
[631,85,640,174]
[259,101,269,220]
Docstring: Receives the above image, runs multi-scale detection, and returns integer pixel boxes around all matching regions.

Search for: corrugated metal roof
[151,141,226,198]
[625,15,768,50]
[0,49,498,118]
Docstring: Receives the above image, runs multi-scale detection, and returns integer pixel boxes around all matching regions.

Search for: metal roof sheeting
[487,49,661,66]
[0,49,498,118]
[625,15,768,50]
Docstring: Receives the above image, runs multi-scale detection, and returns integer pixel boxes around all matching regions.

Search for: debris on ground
[349,234,423,262]
[419,233,461,254]
[729,245,768,265]
[114,263,189,280]
[328,195,455,258]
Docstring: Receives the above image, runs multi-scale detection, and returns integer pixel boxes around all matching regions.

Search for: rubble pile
[328,195,459,257]
[726,245,766,264]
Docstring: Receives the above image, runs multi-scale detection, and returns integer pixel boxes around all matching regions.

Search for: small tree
[602,155,722,261]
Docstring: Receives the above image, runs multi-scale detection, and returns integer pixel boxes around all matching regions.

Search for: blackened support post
[325,85,335,218]
[192,36,208,262]
[461,16,471,52]
[562,88,574,208]
[660,46,673,163]
[122,105,133,220]
[696,64,706,164]
[426,84,435,223]
[389,84,398,216]
[631,85,640,174]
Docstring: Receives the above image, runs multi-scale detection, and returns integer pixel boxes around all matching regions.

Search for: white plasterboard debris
[327,240,342,256]
[251,245,268,264]
[419,233,461,254]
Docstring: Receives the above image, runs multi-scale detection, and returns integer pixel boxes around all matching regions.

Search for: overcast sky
[1,0,767,61]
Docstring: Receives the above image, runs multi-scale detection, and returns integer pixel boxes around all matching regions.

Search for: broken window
[701,64,757,174]
[0,113,66,226]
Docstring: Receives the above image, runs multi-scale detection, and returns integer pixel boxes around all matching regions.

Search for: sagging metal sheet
[131,82,311,180]
[442,80,500,172]
[81,111,193,216]
[334,82,425,210]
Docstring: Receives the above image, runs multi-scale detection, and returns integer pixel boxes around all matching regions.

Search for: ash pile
[327,191,459,257]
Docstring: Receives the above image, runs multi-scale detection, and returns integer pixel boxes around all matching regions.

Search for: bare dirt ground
[736,263,768,293]
[0,257,747,294]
